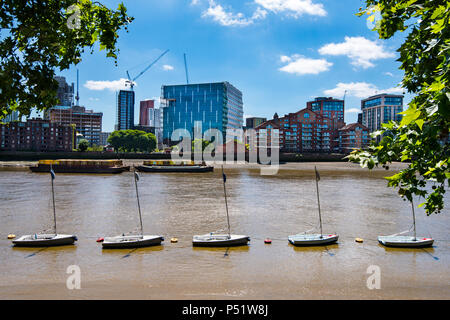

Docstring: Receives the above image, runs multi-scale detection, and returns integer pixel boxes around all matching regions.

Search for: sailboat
[288,166,338,246]
[12,166,77,247]
[101,170,164,249]
[192,166,250,247]
[378,199,434,248]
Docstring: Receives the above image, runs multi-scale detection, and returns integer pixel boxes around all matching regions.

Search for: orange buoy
[355,238,363,243]
[264,238,272,244]
[96,237,104,243]
[171,237,178,243]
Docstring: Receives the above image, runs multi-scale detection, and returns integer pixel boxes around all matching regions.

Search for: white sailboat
[12,166,77,247]
[378,199,434,248]
[288,166,338,246]
[101,171,164,249]
[193,166,250,247]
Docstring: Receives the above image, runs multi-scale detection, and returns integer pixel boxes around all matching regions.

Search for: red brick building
[255,108,340,153]
[0,119,75,152]
[338,123,370,153]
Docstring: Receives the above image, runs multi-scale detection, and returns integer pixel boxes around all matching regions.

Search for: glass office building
[161,82,243,142]
[116,90,135,131]
[361,94,403,133]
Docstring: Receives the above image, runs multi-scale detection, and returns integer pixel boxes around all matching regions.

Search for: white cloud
[346,108,361,113]
[279,54,332,75]
[84,78,131,91]
[384,72,394,77]
[319,36,395,69]
[255,0,327,17]
[202,0,267,26]
[162,64,174,71]
[191,0,200,5]
[324,82,404,98]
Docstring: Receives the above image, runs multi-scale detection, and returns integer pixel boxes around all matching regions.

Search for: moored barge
[136,160,214,173]
[30,160,130,174]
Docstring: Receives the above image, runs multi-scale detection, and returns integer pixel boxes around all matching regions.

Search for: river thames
[0,162,449,299]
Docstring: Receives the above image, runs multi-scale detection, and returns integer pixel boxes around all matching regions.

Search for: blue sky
[54,0,409,132]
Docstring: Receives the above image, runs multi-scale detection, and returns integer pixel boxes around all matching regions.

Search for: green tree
[107,130,157,153]
[348,0,449,215]
[78,139,89,152]
[0,0,133,119]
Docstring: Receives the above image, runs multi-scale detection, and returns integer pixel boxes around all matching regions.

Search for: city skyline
[52,0,409,132]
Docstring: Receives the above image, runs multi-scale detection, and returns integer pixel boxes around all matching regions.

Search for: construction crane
[184,53,189,84]
[125,49,170,90]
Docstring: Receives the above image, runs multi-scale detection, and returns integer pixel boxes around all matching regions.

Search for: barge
[30,160,130,174]
[136,160,214,173]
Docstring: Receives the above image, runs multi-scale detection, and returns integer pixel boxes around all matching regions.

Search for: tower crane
[184,53,189,84]
[125,49,170,90]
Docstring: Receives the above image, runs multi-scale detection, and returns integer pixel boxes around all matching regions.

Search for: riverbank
[0,151,348,162]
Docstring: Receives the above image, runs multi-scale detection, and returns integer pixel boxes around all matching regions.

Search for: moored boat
[102,235,164,249]
[378,199,434,248]
[136,160,213,173]
[288,234,338,246]
[101,170,164,249]
[378,235,433,248]
[193,234,250,247]
[30,159,130,174]
[13,234,77,247]
[289,167,339,246]
[12,166,77,247]
[192,166,250,247]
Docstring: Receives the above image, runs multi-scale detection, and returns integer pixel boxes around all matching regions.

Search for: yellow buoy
[355,238,364,243]
[7,234,16,239]
[170,238,178,243]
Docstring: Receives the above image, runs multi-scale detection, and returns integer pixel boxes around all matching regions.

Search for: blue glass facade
[116,90,135,131]
[361,94,403,133]
[161,82,243,141]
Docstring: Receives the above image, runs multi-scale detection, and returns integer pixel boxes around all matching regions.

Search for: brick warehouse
[0,119,75,152]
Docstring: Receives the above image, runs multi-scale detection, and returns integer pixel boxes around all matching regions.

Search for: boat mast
[222,166,231,239]
[411,199,416,241]
[134,170,144,238]
[50,164,57,235]
[314,166,323,238]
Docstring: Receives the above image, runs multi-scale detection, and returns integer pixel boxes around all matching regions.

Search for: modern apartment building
[55,76,75,106]
[361,93,403,133]
[116,90,135,131]
[161,82,243,143]
[139,99,154,126]
[0,119,75,152]
[48,106,103,145]
[338,123,370,153]
[306,97,345,129]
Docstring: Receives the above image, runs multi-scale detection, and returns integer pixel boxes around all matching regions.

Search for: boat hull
[288,234,338,246]
[12,234,77,247]
[30,165,129,174]
[102,235,164,249]
[378,236,434,248]
[192,234,250,247]
[136,165,213,173]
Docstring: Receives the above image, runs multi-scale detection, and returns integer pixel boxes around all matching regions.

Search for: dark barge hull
[136,165,214,173]
[30,165,130,174]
